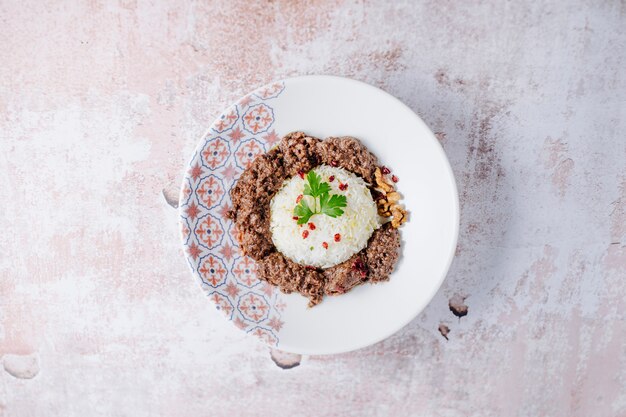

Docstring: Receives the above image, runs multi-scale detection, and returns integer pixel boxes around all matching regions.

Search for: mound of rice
[270,165,380,268]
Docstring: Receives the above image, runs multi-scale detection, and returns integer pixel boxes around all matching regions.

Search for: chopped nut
[386,191,401,203]
[378,201,391,214]
[374,167,394,193]
[377,199,391,215]
[373,166,407,226]
[391,205,407,228]
[380,182,393,193]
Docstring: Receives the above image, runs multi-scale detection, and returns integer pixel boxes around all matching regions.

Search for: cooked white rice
[270,165,380,268]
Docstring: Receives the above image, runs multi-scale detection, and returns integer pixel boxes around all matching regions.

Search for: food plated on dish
[228,131,408,306]
[179,76,458,354]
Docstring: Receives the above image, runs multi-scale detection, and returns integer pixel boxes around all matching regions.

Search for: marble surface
[1,1,625,416]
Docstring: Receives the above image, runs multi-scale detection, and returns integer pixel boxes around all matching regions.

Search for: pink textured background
[1,1,625,416]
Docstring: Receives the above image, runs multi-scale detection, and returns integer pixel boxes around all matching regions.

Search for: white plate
[179,75,459,354]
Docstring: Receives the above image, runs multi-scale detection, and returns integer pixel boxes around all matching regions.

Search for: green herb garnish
[303,170,331,197]
[294,171,347,224]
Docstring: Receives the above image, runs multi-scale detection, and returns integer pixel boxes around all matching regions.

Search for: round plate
[179,75,459,355]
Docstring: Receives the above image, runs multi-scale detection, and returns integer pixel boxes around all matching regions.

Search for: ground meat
[317,136,379,183]
[279,131,322,177]
[228,132,402,306]
[257,253,326,306]
[324,254,367,295]
[228,147,285,259]
[234,225,274,260]
[230,147,285,211]
[325,224,400,293]
[365,222,400,282]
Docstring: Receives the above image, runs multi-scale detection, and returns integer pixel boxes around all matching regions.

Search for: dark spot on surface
[2,353,40,379]
[366,46,406,72]
[468,105,507,182]
[449,294,469,318]
[434,69,469,92]
[162,187,179,209]
[435,69,448,85]
[269,348,302,370]
[438,323,450,340]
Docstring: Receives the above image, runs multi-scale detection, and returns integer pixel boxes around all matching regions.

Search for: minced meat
[228,131,402,306]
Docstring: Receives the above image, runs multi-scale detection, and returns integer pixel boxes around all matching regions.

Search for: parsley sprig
[293,171,347,224]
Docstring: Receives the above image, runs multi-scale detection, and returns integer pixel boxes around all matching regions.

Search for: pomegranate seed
[334,233,341,242]
[391,175,399,183]
[352,257,368,277]
[292,216,299,221]
[328,175,335,182]
[381,166,391,175]
[308,222,316,230]
[339,183,348,191]
[298,170,305,179]
[296,194,303,203]
[330,160,338,167]
[302,230,309,239]
[305,265,316,270]
[322,242,328,249]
